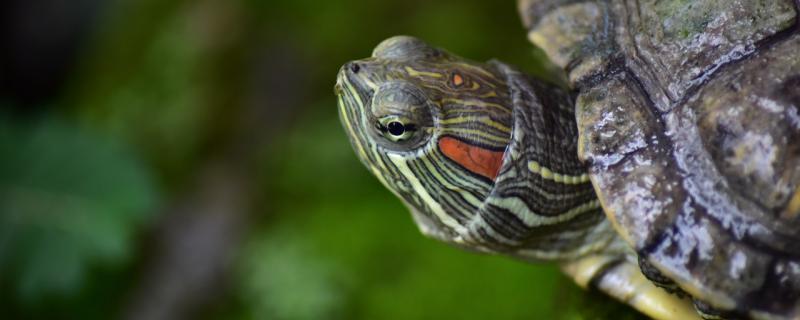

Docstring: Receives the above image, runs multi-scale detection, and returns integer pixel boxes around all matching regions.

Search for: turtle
[334,0,800,319]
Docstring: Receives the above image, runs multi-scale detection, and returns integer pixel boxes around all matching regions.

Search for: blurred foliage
[0,0,644,319]
[0,114,157,307]
[70,0,243,188]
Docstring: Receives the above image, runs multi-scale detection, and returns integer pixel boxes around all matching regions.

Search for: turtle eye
[376,116,417,142]
[369,81,431,149]
[387,121,404,135]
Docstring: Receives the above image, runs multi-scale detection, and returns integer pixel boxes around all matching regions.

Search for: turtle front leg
[561,254,700,320]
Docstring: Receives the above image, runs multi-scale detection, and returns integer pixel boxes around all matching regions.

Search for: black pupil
[387,121,405,136]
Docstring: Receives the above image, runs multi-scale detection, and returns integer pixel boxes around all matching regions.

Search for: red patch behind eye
[438,136,505,180]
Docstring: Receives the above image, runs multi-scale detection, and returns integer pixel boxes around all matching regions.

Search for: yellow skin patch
[781,187,800,220]
[528,160,590,184]
[404,66,443,78]
[478,91,498,98]
[453,61,499,82]
[562,256,701,320]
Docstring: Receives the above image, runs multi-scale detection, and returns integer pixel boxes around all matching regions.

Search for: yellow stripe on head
[528,160,590,184]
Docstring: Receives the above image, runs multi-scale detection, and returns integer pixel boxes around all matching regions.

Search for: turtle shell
[519,0,800,317]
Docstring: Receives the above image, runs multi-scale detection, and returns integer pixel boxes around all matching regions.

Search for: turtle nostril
[350,63,361,74]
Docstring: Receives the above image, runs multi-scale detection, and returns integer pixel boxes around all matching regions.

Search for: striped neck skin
[336,36,614,261]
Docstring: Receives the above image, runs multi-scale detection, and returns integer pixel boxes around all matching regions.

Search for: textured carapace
[337,36,615,259]
[519,0,800,318]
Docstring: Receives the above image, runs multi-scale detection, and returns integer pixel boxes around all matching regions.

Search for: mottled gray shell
[519,0,800,318]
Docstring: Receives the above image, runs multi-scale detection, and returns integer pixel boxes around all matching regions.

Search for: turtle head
[336,36,514,242]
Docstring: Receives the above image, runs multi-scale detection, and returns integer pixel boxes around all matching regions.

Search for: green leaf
[0,114,158,302]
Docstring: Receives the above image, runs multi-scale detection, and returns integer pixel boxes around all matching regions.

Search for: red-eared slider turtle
[335,1,800,319]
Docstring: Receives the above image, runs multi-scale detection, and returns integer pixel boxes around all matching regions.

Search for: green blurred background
[0,0,644,319]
